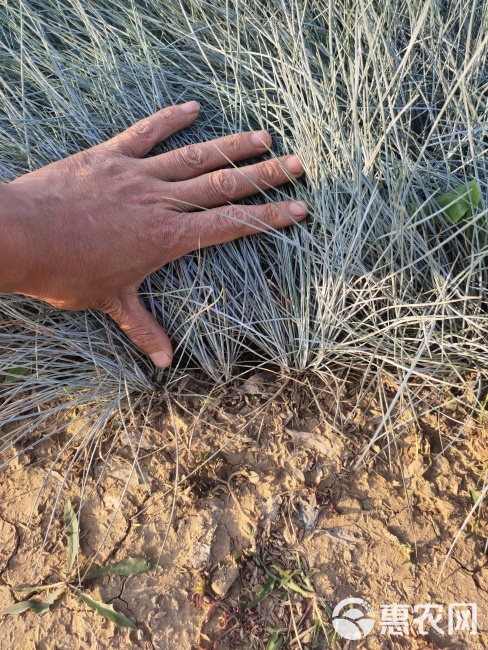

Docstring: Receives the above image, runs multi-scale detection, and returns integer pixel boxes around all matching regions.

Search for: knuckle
[124,322,154,348]
[131,118,156,143]
[105,296,154,348]
[101,296,124,318]
[228,134,242,153]
[100,154,125,176]
[118,176,160,206]
[214,208,246,237]
[261,202,277,226]
[209,169,239,199]
[70,148,120,176]
[147,212,181,251]
[259,160,278,185]
[156,107,176,125]
[178,143,208,172]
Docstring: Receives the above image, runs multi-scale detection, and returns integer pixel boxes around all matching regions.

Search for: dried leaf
[246,471,260,485]
[64,499,79,574]
[285,429,335,456]
[295,493,319,531]
[320,526,362,546]
[241,372,275,395]
[14,583,61,593]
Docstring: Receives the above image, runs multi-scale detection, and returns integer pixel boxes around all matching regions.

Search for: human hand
[3,101,307,367]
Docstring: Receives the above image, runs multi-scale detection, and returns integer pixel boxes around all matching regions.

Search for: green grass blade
[266,630,284,650]
[248,577,276,609]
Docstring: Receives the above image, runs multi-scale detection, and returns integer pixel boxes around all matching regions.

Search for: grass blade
[64,499,79,574]
[266,630,284,650]
[248,577,276,610]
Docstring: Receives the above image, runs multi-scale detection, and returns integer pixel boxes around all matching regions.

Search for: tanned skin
[0,101,307,367]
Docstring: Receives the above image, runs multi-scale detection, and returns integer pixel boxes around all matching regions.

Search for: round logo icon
[332,597,375,640]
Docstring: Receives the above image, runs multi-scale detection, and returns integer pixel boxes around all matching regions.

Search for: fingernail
[286,155,304,176]
[149,351,172,368]
[181,100,200,114]
[289,201,308,216]
[250,130,271,147]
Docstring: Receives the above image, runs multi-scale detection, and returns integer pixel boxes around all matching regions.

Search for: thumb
[109,293,173,368]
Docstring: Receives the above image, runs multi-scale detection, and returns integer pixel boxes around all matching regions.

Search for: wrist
[0,182,37,294]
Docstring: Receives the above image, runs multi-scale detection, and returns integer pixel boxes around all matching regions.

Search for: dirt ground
[0,371,487,650]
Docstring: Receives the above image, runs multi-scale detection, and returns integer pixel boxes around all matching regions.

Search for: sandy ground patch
[0,374,487,649]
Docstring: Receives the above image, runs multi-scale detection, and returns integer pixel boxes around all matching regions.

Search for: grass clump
[0,0,487,522]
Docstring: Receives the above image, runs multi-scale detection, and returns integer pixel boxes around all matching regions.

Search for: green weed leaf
[248,552,280,581]
[72,588,137,629]
[471,488,482,504]
[3,588,62,616]
[84,556,151,581]
[436,180,481,222]
[273,565,293,584]
[272,566,314,597]
[407,180,481,223]
[64,499,79,574]
[287,581,314,598]
[266,630,284,650]
[3,601,33,615]
[2,365,30,383]
[312,618,321,648]
[248,577,275,609]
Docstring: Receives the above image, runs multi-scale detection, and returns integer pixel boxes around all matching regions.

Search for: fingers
[168,155,304,211]
[108,293,173,367]
[105,101,200,158]
[176,200,309,252]
[143,130,272,181]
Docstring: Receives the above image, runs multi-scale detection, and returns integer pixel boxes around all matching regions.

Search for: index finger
[104,101,201,158]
